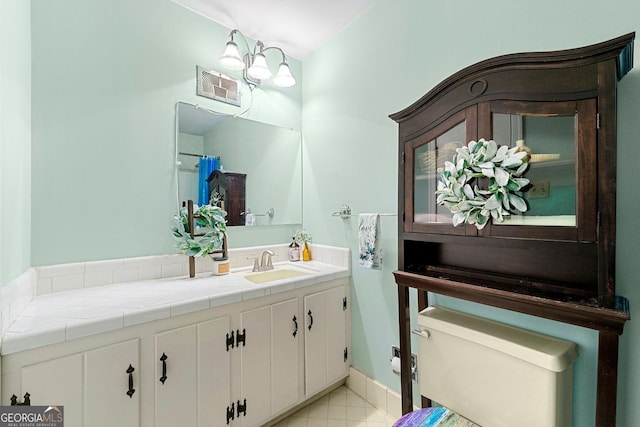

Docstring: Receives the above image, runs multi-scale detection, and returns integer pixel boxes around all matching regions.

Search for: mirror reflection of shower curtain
[198,156,219,206]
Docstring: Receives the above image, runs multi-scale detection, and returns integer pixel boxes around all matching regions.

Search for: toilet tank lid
[418,306,578,372]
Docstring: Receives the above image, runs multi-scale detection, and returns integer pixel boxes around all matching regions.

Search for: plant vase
[302,242,311,261]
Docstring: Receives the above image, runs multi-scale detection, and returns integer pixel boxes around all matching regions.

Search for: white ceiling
[173,0,376,60]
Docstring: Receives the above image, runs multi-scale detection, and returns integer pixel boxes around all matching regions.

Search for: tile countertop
[1,261,349,356]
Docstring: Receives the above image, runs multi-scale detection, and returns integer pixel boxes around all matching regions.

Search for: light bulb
[247,52,272,80]
[219,41,245,71]
[273,62,296,87]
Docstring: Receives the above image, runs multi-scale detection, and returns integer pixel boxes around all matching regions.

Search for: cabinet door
[304,287,349,397]
[240,305,271,427]
[21,353,83,427]
[85,339,139,427]
[405,109,474,236]
[325,286,348,384]
[271,298,299,415]
[304,290,327,397]
[155,325,197,427]
[198,316,231,427]
[486,99,596,242]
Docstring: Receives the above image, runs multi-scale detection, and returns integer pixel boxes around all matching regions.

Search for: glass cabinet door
[413,122,465,223]
[405,109,475,235]
[493,111,576,225]
[485,99,597,242]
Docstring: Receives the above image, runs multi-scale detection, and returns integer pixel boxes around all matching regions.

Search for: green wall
[0,0,31,286]
[30,0,302,266]
[301,1,640,426]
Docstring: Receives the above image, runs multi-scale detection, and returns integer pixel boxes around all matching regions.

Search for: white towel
[358,213,382,269]
[245,213,256,226]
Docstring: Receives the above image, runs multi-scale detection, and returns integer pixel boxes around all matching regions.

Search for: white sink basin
[242,267,312,284]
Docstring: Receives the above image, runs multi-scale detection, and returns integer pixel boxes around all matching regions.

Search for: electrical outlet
[528,181,550,199]
[392,346,418,381]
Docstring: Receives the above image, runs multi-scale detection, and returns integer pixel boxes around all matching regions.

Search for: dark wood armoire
[207,170,246,226]
[390,33,635,427]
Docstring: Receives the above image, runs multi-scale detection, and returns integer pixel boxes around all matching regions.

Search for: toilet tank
[417,306,578,427]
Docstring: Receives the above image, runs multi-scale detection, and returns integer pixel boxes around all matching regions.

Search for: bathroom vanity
[1,250,351,427]
[390,34,634,427]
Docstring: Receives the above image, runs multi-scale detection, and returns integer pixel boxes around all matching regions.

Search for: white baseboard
[346,367,409,421]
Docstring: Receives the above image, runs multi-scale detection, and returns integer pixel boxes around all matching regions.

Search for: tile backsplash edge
[34,243,350,296]
[1,268,37,336]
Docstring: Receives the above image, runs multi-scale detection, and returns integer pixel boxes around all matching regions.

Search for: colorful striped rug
[393,407,481,427]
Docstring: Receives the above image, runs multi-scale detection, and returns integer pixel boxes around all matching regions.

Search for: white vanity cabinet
[154,316,232,427]
[155,325,198,427]
[85,339,140,427]
[20,353,83,427]
[1,277,349,427]
[15,339,140,427]
[304,285,349,397]
[270,298,300,415]
[239,298,300,427]
[197,317,233,427]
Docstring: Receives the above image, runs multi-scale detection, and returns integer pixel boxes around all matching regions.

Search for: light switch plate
[528,181,550,199]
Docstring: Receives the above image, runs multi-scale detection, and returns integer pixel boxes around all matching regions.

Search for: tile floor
[273,386,397,427]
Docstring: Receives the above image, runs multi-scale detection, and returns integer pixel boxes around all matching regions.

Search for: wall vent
[196,66,241,107]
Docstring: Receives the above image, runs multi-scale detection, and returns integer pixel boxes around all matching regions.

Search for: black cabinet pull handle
[308,310,313,330]
[292,315,298,337]
[126,364,136,398]
[159,353,168,384]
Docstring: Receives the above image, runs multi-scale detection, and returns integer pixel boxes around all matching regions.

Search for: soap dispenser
[289,237,300,262]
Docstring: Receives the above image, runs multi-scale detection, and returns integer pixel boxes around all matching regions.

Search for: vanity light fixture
[219,29,296,88]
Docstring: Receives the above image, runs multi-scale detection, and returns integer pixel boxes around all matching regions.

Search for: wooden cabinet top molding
[390,33,635,140]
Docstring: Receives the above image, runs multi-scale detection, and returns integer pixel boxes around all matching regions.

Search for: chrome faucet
[249,250,276,272]
[260,250,275,271]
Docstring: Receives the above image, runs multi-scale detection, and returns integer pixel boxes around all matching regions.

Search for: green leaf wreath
[435,138,530,230]
[172,203,227,257]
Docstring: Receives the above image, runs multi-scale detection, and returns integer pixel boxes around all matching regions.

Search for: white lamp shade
[219,41,245,71]
[273,62,296,87]
[247,52,272,80]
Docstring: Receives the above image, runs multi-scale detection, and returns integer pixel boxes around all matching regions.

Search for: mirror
[176,102,302,227]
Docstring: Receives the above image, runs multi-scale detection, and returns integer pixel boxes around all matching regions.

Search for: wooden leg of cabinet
[398,285,413,414]
[596,332,619,427]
